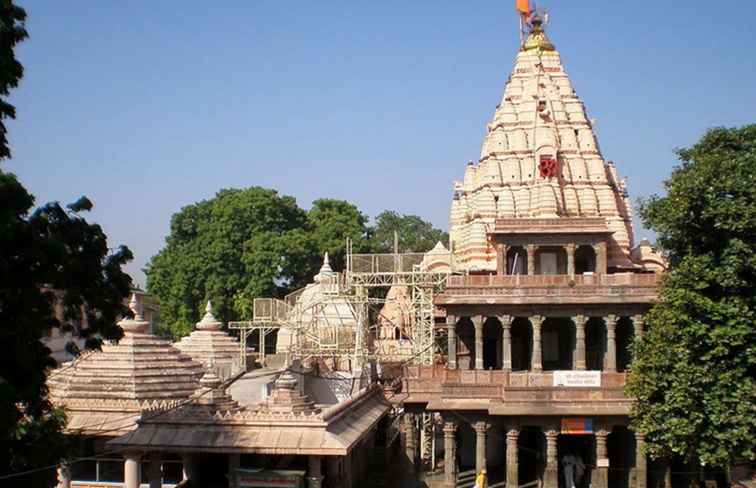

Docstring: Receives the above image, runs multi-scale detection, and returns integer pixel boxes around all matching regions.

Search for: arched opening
[457,318,475,370]
[483,317,503,369]
[585,318,605,371]
[507,246,528,274]
[394,326,401,341]
[518,426,545,487]
[616,317,634,373]
[558,433,593,488]
[511,317,532,371]
[575,245,597,274]
[536,246,567,275]
[542,318,574,371]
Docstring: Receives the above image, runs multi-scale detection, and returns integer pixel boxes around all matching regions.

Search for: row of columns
[57,452,339,488]
[442,421,648,488]
[446,314,645,372]
[494,242,608,276]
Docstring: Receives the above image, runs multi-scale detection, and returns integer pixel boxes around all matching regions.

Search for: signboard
[596,458,610,468]
[553,370,601,387]
[561,418,593,435]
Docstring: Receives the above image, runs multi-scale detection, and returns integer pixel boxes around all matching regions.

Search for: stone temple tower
[449,15,636,273]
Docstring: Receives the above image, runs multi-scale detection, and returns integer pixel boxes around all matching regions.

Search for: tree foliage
[626,125,756,468]
[370,210,448,253]
[0,5,133,485]
[146,193,447,339]
[0,177,134,486]
[0,0,26,160]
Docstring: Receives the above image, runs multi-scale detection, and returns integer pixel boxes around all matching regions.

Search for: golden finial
[521,11,555,54]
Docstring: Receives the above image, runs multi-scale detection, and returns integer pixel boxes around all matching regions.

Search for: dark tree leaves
[626,125,756,468]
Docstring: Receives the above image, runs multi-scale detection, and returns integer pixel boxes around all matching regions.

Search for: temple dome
[450,16,636,271]
[47,294,204,435]
[174,301,245,380]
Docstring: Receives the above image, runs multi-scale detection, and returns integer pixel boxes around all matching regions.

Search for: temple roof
[108,374,389,455]
[450,15,636,271]
[48,294,204,436]
[174,301,243,380]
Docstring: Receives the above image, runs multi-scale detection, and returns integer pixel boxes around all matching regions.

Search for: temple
[48,10,672,488]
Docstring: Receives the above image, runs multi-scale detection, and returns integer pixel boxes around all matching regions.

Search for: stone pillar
[632,314,645,341]
[526,244,538,275]
[593,241,608,274]
[496,243,507,275]
[308,455,324,488]
[663,461,672,488]
[124,452,142,488]
[531,315,544,372]
[327,457,341,488]
[228,453,240,488]
[446,315,457,370]
[594,430,609,488]
[148,453,162,488]
[573,314,587,370]
[566,243,576,277]
[404,413,416,472]
[544,429,559,488]
[506,428,519,488]
[473,315,484,370]
[500,315,513,371]
[604,314,618,372]
[443,421,458,488]
[57,463,71,488]
[182,454,197,482]
[343,451,353,488]
[635,433,647,488]
[474,421,488,474]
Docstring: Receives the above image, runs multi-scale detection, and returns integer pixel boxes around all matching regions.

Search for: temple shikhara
[50,8,671,488]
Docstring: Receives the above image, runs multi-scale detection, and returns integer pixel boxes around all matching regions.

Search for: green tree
[370,210,448,253]
[626,125,756,470]
[146,187,308,337]
[0,4,133,486]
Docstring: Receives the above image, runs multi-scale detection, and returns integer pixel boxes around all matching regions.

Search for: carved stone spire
[117,293,149,334]
[196,300,221,331]
[314,252,335,283]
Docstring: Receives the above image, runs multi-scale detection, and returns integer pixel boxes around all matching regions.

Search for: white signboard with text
[553,370,601,387]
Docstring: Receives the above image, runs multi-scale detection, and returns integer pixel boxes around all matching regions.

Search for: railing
[349,253,430,274]
[445,272,660,288]
[252,298,291,323]
[400,365,629,402]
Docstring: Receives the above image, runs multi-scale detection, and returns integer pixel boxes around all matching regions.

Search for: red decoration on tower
[539,155,558,179]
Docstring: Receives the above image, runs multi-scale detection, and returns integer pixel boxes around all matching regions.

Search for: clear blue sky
[7,1,756,286]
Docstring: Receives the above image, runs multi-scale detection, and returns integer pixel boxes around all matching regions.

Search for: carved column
[473,315,484,370]
[149,453,162,488]
[443,421,458,488]
[124,452,142,488]
[566,243,576,277]
[632,314,645,341]
[573,314,587,370]
[496,243,507,275]
[228,453,240,488]
[343,451,353,488]
[506,428,519,488]
[308,455,324,488]
[500,315,513,371]
[446,315,457,370]
[593,429,610,488]
[604,315,618,372]
[526,244,538,275]
[404,413,416,472]
[593,241,608,274]
[531,315,544,373]
[635,433,647,488]
[474,421,489,474]
[182,454,197,482]
[544,428,559,488]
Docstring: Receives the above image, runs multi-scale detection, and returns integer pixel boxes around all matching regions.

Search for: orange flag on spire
[516,0,530,17]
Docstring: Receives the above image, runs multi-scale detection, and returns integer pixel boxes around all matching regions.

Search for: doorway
[558,434,593,488]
